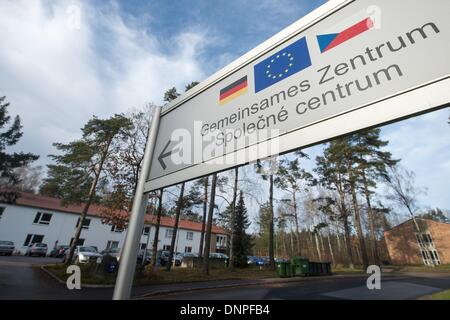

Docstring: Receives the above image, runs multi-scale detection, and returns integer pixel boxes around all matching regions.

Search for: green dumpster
[290,256,309,276]
[276,262,292,278]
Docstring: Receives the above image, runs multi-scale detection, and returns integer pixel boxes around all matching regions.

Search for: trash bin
[290,256,309,276]
[276,262,292,278]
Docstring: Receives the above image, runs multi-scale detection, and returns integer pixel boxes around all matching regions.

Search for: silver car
[66,246,102,264]
[25,243,48,257]
[0,241,14,256]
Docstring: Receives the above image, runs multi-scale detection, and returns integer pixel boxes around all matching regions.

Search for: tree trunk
[203,173,217,275]
[292,191,301,255]
[66,141,111,264]
[342,215,355,269]
[349,179,369,269]
[314,232,322,261]
[289,229,294,256]
[362,170,381,266]
[151,190,163,267]
[199,177,208,257]
[327,231,336,265]
[229,167,238,269]
[268,174,275,270]
[166,183,185,271]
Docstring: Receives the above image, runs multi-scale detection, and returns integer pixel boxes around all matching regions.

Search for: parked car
[137,249,152,265]
[0,241,15,256]
[50,245,70,258]
[210,252,229,259]
[247,256,270,266]
[175,252,198,266]
[25,243,48,257]
[64,246,102,264]
[101,247,121,261]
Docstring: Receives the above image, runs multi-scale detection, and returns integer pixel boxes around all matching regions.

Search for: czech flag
[317,17,374,53]
[219,76,248,105]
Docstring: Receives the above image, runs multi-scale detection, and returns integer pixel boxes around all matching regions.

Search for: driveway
[0,255,112,299]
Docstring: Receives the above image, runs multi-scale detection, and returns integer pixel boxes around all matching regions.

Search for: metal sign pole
[113,106,161,300]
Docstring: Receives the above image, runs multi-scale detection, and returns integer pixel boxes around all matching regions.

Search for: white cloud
[0,0,207,165]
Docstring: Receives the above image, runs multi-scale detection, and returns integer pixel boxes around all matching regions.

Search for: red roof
[1,190,227,235]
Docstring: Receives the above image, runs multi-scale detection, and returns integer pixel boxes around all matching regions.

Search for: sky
[1,0,449,226]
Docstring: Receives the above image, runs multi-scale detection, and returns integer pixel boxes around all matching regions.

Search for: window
[163,245,171,251]
[185,246,192,253]
[423,233,434,245]
[70,238,85,246]
[216,235,226,247]
[429,250,441,265]
[165,229,174,238]
[23,234,44,246]
[143,226,150,235]
[186,231,194,241]
[140,243,147,250]
[0,206,5,220]
[76,218,91,230]
[416,233,435,247]
[106,241,119,249]
[33,212,52,225]
[111,225,123,233]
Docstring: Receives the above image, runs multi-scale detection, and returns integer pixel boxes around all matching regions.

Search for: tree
[203,173,218,275]
[191,177,209,257]
[41,114,132,264]
[1,164,43,193]
[166,183,185,271]
[163,87,180,103]
[275,152,312,255]
[151,190,164,267]
[229,167,239,269]
[351,129,398,265]
[255,158,277,270]
[0,96,39,199]
[419,208,450,223]
[386,165,426,220]
[255,202,272,256]
[232,192,253,267]
[185,81,199,91]
[315,142,355,268]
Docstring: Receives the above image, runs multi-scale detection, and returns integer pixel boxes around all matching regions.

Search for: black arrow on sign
[158,140,173,170]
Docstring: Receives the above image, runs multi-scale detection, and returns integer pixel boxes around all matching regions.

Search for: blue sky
[0,0,448,224]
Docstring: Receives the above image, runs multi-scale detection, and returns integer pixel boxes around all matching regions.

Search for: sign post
[113,0,450,299]
[112,106,161,300]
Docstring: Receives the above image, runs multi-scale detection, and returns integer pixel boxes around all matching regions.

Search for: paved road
[143,275,450,300]
[1,255,449,300]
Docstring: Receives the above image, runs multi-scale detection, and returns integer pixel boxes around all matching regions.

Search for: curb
[40,265,115,289]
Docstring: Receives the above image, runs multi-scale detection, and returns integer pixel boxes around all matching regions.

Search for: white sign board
[144,0,450,192]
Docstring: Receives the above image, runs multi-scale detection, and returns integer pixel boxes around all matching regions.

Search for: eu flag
[254,37,312,93]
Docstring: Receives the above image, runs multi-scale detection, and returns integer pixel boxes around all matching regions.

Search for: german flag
[219,76,248,105]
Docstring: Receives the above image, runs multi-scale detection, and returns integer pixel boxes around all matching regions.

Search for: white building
[0,191,228,255]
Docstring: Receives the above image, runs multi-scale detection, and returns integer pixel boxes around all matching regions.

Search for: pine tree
[40,114,132,263]
[274,152,312,255]
[0,96,39,200]
[232,192,252,268]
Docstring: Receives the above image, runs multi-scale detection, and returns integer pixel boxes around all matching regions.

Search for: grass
[420,290,450,300]
[332,267,365,274]
[44,263,278,286]
[384,264,450,273]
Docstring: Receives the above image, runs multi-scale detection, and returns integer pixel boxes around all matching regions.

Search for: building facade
[0,191,227,255]
[384,218,450,266]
